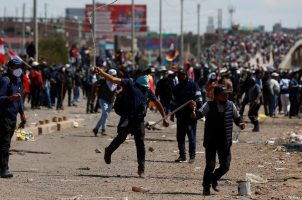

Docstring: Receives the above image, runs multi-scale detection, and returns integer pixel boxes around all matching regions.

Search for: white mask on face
[13,68,23,77]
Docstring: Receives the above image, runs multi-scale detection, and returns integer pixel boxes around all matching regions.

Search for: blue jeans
[72,86,80,104]
[176,117,197,158]
[43,82,51,108]
[94,98,113,131]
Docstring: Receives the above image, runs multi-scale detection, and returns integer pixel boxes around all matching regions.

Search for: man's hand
[239,123,245,130]
[170,114,175,122]
[163,118,169,127]
[189,100,196,110]
[18,114,27,129]
[94,67,104,75]
[8,93,21,101]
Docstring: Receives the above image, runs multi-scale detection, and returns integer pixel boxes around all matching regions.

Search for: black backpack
[113,79,147,117]
[114,87,132,116]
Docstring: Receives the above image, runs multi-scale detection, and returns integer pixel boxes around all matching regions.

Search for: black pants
[63,86,72,106]
[31,86,41,108]
[203,145,231,189]
[85,86,94,113]
[290,96,300,117]
[0,117,16,171]
[248,102,261,128]
[106,116,145,172]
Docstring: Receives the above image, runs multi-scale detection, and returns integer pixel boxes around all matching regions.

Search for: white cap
[32,61,39,66]
[108,69,117,76]
[159,66,167,71]
[271,72,279,77]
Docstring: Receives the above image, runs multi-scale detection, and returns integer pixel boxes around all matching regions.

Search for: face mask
[13,68,23,77]
[136,75,149,88]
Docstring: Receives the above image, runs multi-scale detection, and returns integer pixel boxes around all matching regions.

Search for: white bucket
[237,180,251,196]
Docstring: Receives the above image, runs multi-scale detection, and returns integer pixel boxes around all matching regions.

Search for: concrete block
[52,117,57,122]
[57,118,85,131]
[37,123,58,135]
[57,120,73,131]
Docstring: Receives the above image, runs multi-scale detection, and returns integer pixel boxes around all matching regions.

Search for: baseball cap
[108,69,117,76]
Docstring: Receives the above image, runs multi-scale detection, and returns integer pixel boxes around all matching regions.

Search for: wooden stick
[10,149,51,154]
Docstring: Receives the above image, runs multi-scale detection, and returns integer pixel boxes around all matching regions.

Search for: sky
[0,0,302,34]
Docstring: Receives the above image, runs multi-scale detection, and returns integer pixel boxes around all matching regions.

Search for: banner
[85,4,147,36]
[0,38,4,65]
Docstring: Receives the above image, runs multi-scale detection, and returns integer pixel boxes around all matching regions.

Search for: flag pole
[5,47,32,69]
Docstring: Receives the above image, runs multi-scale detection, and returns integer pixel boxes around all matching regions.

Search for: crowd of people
[1,30,302,196]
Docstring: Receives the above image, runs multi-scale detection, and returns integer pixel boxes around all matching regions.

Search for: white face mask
[13,68,23,77]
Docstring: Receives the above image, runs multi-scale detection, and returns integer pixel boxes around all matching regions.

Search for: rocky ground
[0,98,302,200]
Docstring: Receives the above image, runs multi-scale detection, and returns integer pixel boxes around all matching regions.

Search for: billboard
[138,33,178,50]
[85,4,147,36]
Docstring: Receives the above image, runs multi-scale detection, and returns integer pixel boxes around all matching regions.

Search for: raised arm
[94,67,122,85]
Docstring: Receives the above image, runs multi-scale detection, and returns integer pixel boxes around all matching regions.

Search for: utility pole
[78,19,82,45]
[22,3,26,55]
[180,0,184,67]
[15,7,19,21]
[159,0,162,64]
[131,0,135,69]
[33,0,38,60]
[92,0,96,67]
[217,9,223,69]
[197,3,201,64]
[44,3,47,36]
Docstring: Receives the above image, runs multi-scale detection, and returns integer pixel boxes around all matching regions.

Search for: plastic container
[237,180,251,196]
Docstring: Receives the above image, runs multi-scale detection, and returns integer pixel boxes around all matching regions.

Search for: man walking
[171,69,203,163]
[192,85,245,195]
[92,69,118,136]
[0,60,27,178]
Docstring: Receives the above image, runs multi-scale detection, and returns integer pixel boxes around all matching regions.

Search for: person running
[94,66,169,178]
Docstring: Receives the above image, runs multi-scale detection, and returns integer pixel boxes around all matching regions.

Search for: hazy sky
[1,0,301,34]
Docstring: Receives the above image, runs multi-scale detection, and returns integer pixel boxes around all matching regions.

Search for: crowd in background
[1,31,302,122]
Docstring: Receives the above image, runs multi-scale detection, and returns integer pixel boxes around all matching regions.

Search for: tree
[39,35,68,64]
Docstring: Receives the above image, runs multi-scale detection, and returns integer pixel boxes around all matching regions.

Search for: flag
[165,43,179,62]
[0,38,4,65]
[6,48,23,65]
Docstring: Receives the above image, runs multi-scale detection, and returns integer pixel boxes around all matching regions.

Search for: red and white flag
[6,48,23,65]
[0,38,5,65]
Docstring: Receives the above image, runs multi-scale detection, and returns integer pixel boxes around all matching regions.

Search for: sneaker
[175,156,186,162]
[93,128,98,136]
[101,129,107,136]
[188,157,195,163]
[252,126,259,132]
[104,148,111,164]
[0,169,13,178]
[203,187,210,196]
[212,180,219,192]
[138,170,145,178]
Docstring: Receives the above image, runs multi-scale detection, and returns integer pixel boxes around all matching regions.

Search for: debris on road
[95,148,102,153]
[148,147,154,152]
[246,173,268,184]
[77,167,90,170]
[132,186,149,193]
